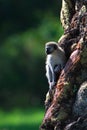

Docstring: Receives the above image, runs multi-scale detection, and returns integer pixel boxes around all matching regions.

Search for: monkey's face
[45,43,58,55]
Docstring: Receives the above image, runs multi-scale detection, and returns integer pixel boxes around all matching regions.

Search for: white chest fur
[46,51,65,67]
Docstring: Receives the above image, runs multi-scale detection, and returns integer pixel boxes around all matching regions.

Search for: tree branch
[40,0,87,130]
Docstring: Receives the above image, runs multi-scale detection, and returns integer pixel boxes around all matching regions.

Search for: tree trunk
[40,0,87,130]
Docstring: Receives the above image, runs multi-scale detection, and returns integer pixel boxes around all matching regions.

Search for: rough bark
[40,0,87,130]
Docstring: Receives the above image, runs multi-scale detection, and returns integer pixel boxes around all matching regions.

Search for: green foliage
[0,107,44,130]
[0,0,61,37]
[0,15,63,108]
[0,0,63,109]
[0,1,63,129]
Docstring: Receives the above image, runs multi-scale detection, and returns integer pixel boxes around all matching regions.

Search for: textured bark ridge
[40,0,87,130]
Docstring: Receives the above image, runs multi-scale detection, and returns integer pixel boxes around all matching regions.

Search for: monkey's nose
[45,48,50,54]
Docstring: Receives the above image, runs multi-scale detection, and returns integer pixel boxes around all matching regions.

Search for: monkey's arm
[46,64,52,88]
[49,65,58,88]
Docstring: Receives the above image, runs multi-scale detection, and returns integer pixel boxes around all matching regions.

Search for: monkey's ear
[54,44,58,50]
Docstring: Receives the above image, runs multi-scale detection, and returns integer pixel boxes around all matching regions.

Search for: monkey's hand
[54,64,61,74]
[49,82,56,89]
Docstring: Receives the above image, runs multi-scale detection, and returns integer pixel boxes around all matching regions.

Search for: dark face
[45,44,57,54]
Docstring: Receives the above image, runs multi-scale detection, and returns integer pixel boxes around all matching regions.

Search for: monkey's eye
[45,46,54,54]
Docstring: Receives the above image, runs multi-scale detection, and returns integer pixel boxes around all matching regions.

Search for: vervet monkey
[45,42,66,89]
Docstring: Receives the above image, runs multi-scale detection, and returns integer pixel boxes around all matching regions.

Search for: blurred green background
[0,0,63,130]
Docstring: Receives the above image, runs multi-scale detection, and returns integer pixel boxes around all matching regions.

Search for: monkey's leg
[54,64,61,82]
